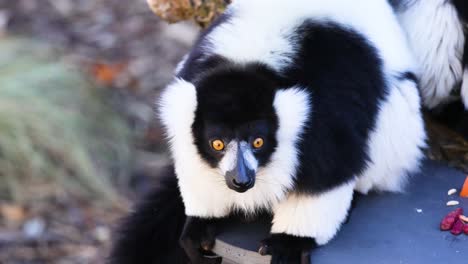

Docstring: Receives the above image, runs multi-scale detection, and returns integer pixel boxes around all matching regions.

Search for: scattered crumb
[447,201,460,206]
[448,189,457,196]
[416,208,423,213]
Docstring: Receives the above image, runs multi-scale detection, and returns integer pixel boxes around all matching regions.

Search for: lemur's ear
[159,79,198,141]
[273,87,311,141]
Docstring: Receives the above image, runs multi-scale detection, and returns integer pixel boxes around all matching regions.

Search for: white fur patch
[219,141,238,174]
[158,81,310,217]
[174,54,189,75]
[240,142,258,171]
[159,79,198,141]
[396,0,465,108]
[355,78,426,194]
[208,0,414,74]
[461,69,468,109]
[271,181,355,245]
[219,141,259,173]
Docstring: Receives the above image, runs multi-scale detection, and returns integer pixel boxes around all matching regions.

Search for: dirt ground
[0,1,199,263]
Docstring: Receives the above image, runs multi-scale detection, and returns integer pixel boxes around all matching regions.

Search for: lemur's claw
[259,234,316,264]
[258,244,270,256]
[201,241,213,252]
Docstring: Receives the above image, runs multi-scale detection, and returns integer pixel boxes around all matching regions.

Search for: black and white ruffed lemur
[389,0,468,137]
[110,0,427,263]
[390,0,468,109]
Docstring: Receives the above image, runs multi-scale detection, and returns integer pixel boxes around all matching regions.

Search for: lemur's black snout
[232,178,254,190]
[225,145,256,193]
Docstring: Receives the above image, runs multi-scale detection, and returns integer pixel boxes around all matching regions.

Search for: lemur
[110,0,426,263]
[390,0,468,109]
[389,0,468,137]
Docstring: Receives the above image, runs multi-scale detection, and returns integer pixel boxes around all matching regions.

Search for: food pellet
[448,189,457,196]
[446,201,460,206]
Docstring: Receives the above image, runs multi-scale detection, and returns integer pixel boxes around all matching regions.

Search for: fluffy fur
[355,77,426,193]
[462,70,468,108]
[109,166,188,264]
[271,182,356,245]
[112,0,426,263]
[393,0,466,108]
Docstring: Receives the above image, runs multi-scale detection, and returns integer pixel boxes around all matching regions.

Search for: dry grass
[0,38,132,205]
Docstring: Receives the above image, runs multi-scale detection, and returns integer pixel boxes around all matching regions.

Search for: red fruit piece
[441,217,456,230]
[440,208,463,231]
[463,224,468,235]
[451,219,464,235]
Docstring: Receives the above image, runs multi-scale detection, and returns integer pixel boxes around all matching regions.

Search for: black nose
[232,178,253,189]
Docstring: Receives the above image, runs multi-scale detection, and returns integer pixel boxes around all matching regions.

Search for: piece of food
[464,224,468,235]
[440,208,463,231]
[446,200,460,206]
[441,216,456,231]
[451,219,464,235]
[460,176,468,198]
[460,215,468,223]
[448,189,457,196]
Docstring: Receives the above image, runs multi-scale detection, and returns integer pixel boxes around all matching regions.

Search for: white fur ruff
[271,181,355,245]
[396,0,465,108]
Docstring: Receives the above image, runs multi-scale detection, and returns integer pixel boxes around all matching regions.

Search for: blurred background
[0,1,466,263]
[0,0,201,263]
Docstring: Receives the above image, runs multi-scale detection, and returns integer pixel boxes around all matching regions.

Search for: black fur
[398,71,418,83]
[109,166,187,264]
[260,234,318,264]
[283,21,387,193]
[453,0,468,23]
[179,217,223,264]
[182,20,388,194]
[177,12,233,81]
[191,64,280,168]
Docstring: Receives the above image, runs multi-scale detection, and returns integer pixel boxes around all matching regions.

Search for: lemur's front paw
[259,234,317,264]
[180,217,222,264]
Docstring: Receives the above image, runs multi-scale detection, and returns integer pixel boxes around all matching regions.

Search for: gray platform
[215,160,468,263]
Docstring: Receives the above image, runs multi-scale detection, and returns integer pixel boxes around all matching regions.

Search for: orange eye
[253,138,264,149]
[211,140,225,151]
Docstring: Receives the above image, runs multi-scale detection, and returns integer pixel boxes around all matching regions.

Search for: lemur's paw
[180,235,221,264]
[180,218,221,264]
[259,234,317,264]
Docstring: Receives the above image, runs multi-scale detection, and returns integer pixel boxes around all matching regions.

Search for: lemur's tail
[109,165,188,264]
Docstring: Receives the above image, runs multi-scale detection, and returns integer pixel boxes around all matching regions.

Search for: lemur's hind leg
[179,217,222,264]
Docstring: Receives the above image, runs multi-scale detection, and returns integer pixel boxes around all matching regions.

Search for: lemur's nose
[232,178,253,189]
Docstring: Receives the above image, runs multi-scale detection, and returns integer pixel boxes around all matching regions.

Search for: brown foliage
[146,0,231,27]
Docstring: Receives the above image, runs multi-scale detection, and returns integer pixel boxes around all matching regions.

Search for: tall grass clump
[0,38,132,205]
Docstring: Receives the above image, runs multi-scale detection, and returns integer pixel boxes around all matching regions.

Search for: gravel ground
[0,1,199,263]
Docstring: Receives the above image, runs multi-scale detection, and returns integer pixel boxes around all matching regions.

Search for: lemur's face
[192,65,279,193]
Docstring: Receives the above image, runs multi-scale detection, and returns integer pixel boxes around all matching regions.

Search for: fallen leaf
[0,204,26,222]
[91,62,127,86]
